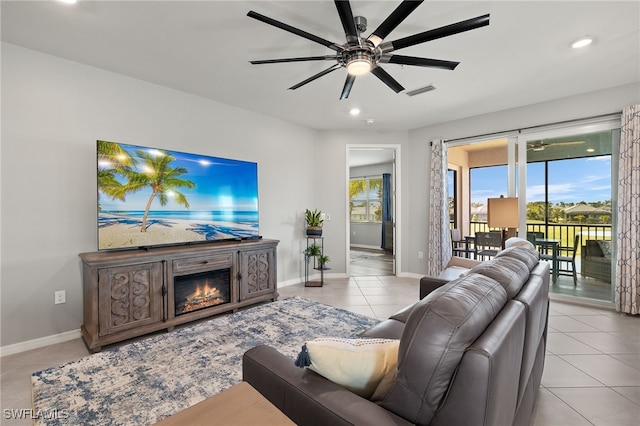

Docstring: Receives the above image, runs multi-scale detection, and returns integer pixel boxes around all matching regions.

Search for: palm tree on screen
[97,140,136,210]
[121,150,196,232]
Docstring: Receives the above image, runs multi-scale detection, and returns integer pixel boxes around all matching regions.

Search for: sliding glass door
[516,120,619,301]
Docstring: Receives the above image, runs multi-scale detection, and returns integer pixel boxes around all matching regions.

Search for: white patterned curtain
[427,140,452,275]
[616,105,640,315]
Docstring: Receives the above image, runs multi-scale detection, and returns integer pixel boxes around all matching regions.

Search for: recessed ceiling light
[586,148,595,152]
[59,0,77,4]
[570,36,594,49]
[350,108,361,116]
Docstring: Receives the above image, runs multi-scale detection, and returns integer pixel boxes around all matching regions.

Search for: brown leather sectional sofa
[243,246,550,426]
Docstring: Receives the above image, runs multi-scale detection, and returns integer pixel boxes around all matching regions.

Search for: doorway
[347,145,399,276]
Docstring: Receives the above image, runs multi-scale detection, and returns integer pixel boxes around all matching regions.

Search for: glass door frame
[515,118,621,301]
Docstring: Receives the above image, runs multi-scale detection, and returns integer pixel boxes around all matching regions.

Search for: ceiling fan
[527,140,587,152]
[247,0,490,100]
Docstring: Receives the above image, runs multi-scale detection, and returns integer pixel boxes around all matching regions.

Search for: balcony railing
[467,222,612,254]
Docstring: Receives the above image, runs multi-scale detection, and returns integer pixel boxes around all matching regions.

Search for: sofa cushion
[380,273,508,425]
[297,338,400,399]
[495,246,539,269]
[469,256,530,299]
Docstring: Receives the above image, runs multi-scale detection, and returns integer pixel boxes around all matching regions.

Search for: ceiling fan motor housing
[354,16,367,33]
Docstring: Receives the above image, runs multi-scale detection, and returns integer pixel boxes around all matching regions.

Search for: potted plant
[304,243,322,260]
[317,254,330,270]
[305,208,324,237]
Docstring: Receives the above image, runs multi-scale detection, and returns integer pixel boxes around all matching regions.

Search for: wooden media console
[79,239,278,352]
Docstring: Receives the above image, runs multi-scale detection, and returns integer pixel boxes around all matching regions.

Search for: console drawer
[172,253,234,275]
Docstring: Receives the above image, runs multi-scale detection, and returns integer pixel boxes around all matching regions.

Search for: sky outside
[460,156,612,205]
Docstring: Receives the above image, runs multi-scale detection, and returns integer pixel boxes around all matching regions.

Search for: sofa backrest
[381,274,508,425]
[468,255,530,298]
[513,262,549,407]
[478,246,549,411]
[430,300,526,426]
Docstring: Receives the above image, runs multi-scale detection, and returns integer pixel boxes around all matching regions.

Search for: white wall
[0,43,319,347]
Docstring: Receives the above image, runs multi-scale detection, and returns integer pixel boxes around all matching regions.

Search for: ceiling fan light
[346,52,372,76]
[368,34,383,47]
[347,59,372,76]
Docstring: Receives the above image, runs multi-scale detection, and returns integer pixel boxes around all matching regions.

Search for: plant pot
[306,226,323,237]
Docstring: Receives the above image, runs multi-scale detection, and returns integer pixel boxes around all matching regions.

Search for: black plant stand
[305,237,324,287]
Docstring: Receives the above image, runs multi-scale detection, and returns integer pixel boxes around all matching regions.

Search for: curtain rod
[444,112,621,144]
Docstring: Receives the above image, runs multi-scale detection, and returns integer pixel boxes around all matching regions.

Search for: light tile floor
[1,275,639,425]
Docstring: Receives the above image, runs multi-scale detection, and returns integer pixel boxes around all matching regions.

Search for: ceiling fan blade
[248,11,343,52]
[371,67,404,93]
[289,64,343,90]
[335,0,359,44]
[383,14,490,52]
[382,54,459,70]
[368,0,423,46]
[250,55,340,65]
[340,74,356,100]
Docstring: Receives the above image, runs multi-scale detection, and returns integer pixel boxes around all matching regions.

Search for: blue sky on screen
[464,156,611,205]
[100,144,258,211]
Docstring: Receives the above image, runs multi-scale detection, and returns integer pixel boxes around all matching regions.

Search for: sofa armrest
[420,276,449,299]
[242,345,412,426]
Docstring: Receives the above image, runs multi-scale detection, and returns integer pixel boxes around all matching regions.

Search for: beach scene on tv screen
[97,140,259,250]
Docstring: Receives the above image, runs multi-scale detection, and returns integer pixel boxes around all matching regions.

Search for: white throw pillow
[301,338,399,399]
[438,266,470,281]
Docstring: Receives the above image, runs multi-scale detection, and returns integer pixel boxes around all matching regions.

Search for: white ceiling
[2,1,638,131]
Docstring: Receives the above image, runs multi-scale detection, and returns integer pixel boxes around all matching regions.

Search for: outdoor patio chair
[451,228,471,258]
[475,231,502,260]
[544,234,580,286]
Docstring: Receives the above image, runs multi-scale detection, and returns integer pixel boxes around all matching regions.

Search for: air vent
[406,84,437,97]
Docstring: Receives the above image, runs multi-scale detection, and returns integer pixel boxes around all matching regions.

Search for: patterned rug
[31,297,379,425]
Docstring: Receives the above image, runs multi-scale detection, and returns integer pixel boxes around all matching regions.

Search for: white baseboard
[278,277,304,288]
[0,329,81,357]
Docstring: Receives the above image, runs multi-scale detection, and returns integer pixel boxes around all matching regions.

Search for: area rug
[31,297,379,425]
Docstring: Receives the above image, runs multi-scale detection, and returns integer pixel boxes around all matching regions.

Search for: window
[350,177,383,222]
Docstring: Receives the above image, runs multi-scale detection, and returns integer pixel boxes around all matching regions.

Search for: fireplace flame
[181,281,226,313]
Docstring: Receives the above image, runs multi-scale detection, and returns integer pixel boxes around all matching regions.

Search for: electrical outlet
[418,251,424,259]
[325,213,331,221]
[54,290,66,305]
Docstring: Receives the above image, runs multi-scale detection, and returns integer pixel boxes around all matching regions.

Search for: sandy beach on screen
[98,215,255,249]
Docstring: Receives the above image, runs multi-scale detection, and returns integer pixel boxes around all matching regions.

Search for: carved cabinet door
[98,262,163,337]
[238,248,276,301]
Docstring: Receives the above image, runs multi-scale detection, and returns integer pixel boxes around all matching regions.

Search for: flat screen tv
[97,140,259,251]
